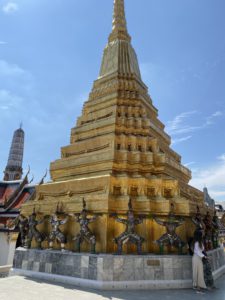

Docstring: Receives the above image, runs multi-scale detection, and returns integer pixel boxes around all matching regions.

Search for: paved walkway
[1,275,225,300]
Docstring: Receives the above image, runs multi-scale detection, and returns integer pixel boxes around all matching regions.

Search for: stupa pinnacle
[109,0,130,42]
[100,0,141,79]
[21,0,205,254]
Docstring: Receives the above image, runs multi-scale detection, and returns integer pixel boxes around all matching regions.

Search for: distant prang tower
[4,126,24,181]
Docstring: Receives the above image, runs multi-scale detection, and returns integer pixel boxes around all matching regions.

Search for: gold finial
[112,0,127,32]
[109,0,131,42]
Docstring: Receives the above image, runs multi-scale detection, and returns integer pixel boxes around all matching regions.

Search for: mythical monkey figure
[154,203,185,254]
[27,208,45,249]
[71,199,99,254]
[7,213,28,248]
[212,210,220,249]
[48,206,68,252]
[203,211,213,251]
[192,206,205,234]
[110,198,145,255]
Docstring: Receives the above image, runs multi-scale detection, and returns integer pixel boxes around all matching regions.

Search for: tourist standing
[192,230,207,293]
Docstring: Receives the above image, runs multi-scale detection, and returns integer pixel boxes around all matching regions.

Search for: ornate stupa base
[20,173,205,254]
[12,248,225,290]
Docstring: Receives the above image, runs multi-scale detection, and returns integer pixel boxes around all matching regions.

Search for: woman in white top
[192,230,207,291]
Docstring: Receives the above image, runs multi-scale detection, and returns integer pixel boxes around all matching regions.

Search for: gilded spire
[109,0,131,42]
[99,0,141,79]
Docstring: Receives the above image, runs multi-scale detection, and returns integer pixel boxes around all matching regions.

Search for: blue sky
[0,0,224,201]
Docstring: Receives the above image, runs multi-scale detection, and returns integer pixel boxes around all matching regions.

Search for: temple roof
[0,127,48,232]
[0,173,35,232]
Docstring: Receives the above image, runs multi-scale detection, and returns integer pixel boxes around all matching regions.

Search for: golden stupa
[22,0,205,254]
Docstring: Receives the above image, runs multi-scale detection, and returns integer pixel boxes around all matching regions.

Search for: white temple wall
[0,232,17,266]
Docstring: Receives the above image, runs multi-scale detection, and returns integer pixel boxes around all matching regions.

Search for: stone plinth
[0,265,12,278]
[12,248,225,290]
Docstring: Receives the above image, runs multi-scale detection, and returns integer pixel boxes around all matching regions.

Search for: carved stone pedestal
[12,248,225,290]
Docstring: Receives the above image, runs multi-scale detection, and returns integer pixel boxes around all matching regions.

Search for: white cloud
[213,111,223,117]
[167,111,198,134]
[0,41,7,45]
[210,191,225,197]
[218,154,225,161]
[206,111,223,125]
[2,2,18,14]
[167,111,223,138]
[0,60,34,117]
[171,135,192,145]
[184,161,196,168]
[0,59,27,77]
[191,154,225,201]
[0,59,33,93]
[0,89,23,110]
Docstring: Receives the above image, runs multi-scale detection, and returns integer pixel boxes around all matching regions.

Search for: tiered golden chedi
[22,0,205,253]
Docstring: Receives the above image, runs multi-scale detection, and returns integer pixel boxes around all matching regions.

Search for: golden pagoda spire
[99,0,141,79]
[109,0,131,42]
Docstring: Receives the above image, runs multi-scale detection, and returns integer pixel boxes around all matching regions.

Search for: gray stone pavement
[1,275,225,300]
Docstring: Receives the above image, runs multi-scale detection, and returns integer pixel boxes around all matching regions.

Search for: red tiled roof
[0,180,35,231]
[0,186,17,206]
[0,186,6,199]
[14,191,31,209]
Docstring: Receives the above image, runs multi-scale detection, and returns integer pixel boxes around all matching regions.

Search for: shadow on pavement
[23,274,225,300]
